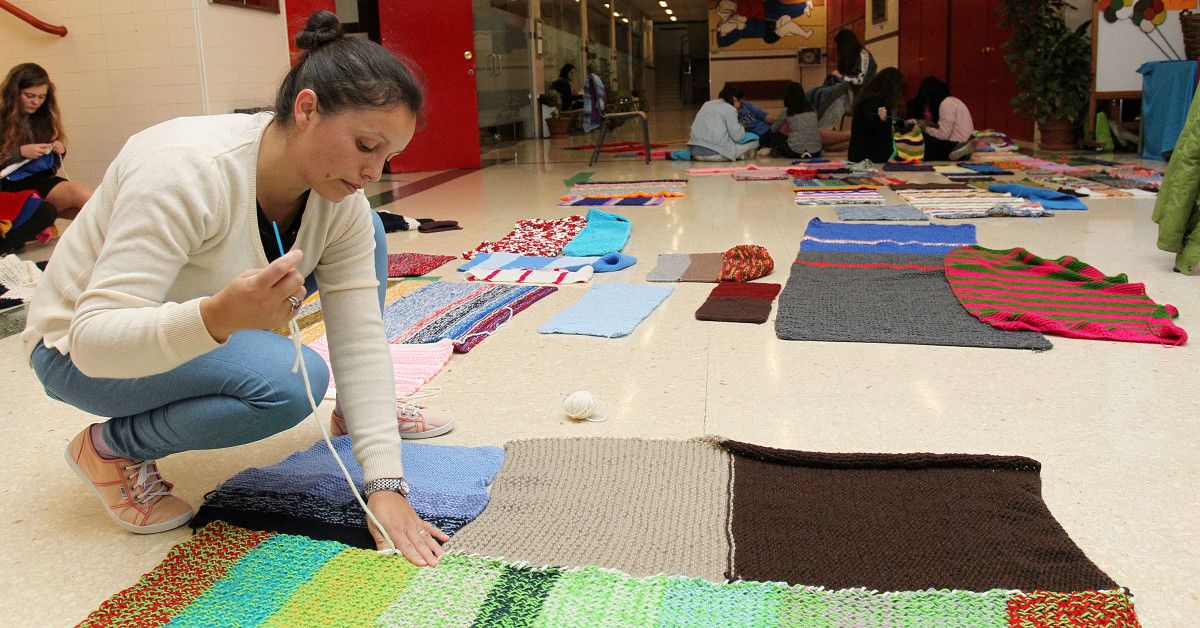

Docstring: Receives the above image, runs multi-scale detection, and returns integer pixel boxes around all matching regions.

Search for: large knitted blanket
[81,437,1142,627]
[383,281,557,352]
[945,246,1187,345]
[774,249,1051,350]
[538,283,672,338]
[79,521,1140,628]
[190,437,504,549]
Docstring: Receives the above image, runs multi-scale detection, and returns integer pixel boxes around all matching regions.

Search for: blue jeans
[31,211,389,461]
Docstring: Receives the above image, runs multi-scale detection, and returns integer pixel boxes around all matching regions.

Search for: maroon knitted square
[708,282,782,300]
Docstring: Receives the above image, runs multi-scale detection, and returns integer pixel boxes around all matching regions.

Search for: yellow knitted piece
[262,549,418,626]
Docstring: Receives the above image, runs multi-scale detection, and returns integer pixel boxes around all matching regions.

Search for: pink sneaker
[331,399,455,440]
[64,425,193,534]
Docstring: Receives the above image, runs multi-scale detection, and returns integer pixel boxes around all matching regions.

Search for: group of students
[685,28,976,164]
[0,63,92,255]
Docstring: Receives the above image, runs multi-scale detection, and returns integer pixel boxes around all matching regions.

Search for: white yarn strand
[563,390,607,422]
[288,319,401,556]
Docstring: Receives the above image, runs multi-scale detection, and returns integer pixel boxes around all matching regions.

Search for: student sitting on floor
[688,85,759,162]
[848,67,905,163]
[909,76,976,161]
[766,82,852,158]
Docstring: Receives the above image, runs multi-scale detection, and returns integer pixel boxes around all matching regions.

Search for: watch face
[399,478,411,494]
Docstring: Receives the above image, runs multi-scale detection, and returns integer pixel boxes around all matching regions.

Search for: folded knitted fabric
[719,245,774,281]
[466,265,594,284]
[835,204,928,221]
[376,211,419,232]
[669,149,692,160]
[539,284,673,338]
[695,282,782,324]
[586,252,636,272]
[987,183,1088,210]
[459,252,634,273]
[562,208,631,256]
[680,253,724,282]
[646,253,693,281]
[417,219,462,233]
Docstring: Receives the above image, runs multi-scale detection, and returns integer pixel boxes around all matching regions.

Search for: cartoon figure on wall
[711,1,826,52]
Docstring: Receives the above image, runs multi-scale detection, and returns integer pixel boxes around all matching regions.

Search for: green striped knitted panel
[263,548,418,626]
[377,553,507,628]
[778,587,1009,628]
[535,566,669,626]
[469,564,563,628]
[655,577,782,627]
[169,533,343,627]
[79,522,270,628]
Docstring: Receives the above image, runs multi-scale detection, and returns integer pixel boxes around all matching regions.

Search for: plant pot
[548,115,571,138]
[1038,118,1076,151]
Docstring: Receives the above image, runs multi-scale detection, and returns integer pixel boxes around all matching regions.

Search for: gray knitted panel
[774,250,1051,350]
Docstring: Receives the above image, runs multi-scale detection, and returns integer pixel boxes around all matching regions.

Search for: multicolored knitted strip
[944,246,1187,345]
[80,522,1142,627]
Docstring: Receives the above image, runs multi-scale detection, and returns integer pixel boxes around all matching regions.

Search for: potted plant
[999,0,1093,150]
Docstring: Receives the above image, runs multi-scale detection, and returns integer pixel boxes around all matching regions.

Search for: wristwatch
[364,477,410,498]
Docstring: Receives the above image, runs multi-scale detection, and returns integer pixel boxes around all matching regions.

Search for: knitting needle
[271,221,287,258]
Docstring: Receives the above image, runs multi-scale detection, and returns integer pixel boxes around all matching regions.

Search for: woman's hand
[877,107,888,122]
[51,140,66,155]
[200,249,307,342]
[20,143,51,159]
[366,490,450,566]
[831,69,843,79]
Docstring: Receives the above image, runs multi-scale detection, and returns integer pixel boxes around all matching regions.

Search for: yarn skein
[563,390,607,422]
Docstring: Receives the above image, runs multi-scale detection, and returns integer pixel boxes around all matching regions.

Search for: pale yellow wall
[863,0,898,71]
[195,1,290,115]
[0,0,288,186]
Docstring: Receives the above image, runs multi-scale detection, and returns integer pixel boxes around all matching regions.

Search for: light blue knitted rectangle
[538,284,673,338]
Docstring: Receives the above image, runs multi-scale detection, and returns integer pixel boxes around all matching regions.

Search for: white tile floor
[1,111,1197,626]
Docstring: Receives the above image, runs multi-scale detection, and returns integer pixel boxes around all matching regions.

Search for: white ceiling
[618,0,708,24]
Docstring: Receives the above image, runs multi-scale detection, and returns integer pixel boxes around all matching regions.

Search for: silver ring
[287,295,303,311]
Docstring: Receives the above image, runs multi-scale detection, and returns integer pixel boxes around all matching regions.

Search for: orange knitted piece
[719,245,774,282]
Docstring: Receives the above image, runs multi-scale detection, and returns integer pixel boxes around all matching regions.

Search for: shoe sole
[63,445,193,534]
[400,418,456,440]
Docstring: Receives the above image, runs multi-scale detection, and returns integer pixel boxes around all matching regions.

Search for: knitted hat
[719,245,773,282]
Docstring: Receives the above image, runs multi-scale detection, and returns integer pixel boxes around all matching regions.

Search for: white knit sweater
[22,112,403,481]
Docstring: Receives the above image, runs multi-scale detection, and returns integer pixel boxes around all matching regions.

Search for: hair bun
[295,10,343,52]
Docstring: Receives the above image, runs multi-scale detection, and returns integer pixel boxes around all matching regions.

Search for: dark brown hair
[1,63,65,158]
[274,11,424,125]
[858,67,905,114]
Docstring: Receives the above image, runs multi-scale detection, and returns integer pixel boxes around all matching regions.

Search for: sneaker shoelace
[396,403,426,429]
[122,460,171,506]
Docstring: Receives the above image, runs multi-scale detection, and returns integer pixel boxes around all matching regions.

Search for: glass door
[473,0,536,143]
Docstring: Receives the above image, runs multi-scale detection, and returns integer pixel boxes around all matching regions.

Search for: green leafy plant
[999,0,1093,124]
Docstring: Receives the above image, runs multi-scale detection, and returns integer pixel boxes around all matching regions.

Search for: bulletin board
[1092,2,1189,95]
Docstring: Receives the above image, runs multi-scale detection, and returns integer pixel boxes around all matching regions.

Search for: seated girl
[848,67,905,163]
[911,76,976,161]
[687,85,759,161]
[767,82,851,158]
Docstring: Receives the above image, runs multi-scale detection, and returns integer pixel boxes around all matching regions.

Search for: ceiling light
[659,0,668,6]
[622,17,629,22]
[669,15,677,21]
[613,11,619,17]
[665,8,673,14]
[603,3,609,7]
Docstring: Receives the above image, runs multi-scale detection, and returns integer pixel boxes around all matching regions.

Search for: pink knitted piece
[387,253,455,278]
[463,215,587,259]
[308,336,453,399]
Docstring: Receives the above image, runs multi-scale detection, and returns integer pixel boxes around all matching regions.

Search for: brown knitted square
[722,439,1118,592]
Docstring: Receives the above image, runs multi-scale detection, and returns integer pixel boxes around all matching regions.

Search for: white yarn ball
[563,390,605,422]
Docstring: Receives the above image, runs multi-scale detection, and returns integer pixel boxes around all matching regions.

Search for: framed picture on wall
[871,0,887,24]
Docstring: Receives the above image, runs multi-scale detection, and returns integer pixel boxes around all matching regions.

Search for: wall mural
[710,0,827,52]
